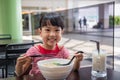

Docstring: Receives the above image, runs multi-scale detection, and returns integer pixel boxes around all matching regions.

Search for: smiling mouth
[48,38,56,42]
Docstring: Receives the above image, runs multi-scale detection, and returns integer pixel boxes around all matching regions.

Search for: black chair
[0,34,12,78]
[0,45,7,78]
[1,40,42,78]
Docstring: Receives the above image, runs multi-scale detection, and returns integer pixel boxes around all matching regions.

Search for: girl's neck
[42,44,56,50]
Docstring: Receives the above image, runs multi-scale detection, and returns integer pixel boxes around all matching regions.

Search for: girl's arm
[73,53,83,71]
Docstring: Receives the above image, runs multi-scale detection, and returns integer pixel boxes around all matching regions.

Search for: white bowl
[37,58,73,80]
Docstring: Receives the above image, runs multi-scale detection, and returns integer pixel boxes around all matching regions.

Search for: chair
[0,45,7,78]
[0,40,42,78]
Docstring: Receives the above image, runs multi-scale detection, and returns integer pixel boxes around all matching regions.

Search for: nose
[50,31,56,36]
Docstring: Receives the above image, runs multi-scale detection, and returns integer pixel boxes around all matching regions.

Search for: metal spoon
[54,51,84,66]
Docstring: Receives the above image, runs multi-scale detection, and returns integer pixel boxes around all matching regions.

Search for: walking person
[83,16,87,31]
[79,19,82,29]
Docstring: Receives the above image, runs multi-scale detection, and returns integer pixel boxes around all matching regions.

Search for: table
[0,39,41,46]
[13,67,120,80]
[0,39,42,52]
[0,39,42,54]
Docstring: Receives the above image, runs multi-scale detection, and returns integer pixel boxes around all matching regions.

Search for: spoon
[54,51,84,66]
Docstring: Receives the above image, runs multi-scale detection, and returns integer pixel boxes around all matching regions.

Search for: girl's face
[40,25,63,49]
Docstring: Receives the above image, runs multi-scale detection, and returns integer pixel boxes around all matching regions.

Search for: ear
[61,29,64,34]
[39,29,42,37]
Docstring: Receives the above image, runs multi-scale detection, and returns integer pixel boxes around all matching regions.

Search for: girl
[15,12,83,77]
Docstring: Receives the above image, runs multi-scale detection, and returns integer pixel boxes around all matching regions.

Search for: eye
[55,29,60,32]
[45,29,50,31]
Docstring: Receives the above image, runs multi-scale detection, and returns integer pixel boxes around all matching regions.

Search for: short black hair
[39,12,64,30]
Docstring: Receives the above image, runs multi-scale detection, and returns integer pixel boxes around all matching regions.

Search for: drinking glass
[91,49,107,78]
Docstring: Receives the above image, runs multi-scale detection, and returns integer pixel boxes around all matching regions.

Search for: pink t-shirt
[25,44,69,75]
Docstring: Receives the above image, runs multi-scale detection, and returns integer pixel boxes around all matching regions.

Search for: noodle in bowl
[37,58,73,80]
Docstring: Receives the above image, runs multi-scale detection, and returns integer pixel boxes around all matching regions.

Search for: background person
[83,16,87,31]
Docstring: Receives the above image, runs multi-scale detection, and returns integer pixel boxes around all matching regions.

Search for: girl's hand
[74,52,83,62]
[73,51,84,71]
[15,55,32,76]
[16,55,32,66]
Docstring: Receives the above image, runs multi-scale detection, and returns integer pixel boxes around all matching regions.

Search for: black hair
[39,12,64,30]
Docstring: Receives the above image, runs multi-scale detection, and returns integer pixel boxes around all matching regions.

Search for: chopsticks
[20,54,54,58]
[31,54,56,58]
[29,55,43,57]
[29,55,54,57]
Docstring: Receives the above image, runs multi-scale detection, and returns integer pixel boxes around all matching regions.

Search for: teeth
[48,38,56,41]
[50,39,55,41]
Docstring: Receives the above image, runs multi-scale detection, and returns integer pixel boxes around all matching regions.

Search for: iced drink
[91,50,107,77]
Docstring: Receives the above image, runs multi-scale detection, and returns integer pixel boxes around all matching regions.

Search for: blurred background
[0,0,120,77]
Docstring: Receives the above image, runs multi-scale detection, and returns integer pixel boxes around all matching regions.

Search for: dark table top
[0,39,42,46]
[0,39,42,55]
[0,39,32,45]
[14,67,120,80]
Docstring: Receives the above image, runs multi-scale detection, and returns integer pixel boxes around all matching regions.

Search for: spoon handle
[67,56,75,64]
[77,51,84,53]
[67,51,84,65]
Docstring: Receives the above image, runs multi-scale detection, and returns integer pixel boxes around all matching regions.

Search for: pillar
[98,3,109,29]
[0,0,22,40]
[66,0,74,32]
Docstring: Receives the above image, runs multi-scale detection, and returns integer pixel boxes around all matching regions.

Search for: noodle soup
[37,58,73,80]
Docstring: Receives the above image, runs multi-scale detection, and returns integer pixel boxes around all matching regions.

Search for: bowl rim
[37,58,73,69]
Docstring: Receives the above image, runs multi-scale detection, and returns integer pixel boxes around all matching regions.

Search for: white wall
[22,0,66,11]
[21,0,118,12]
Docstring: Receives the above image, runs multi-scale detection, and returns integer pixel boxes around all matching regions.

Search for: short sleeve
[59,47,70,59]
[25,46,40,56]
